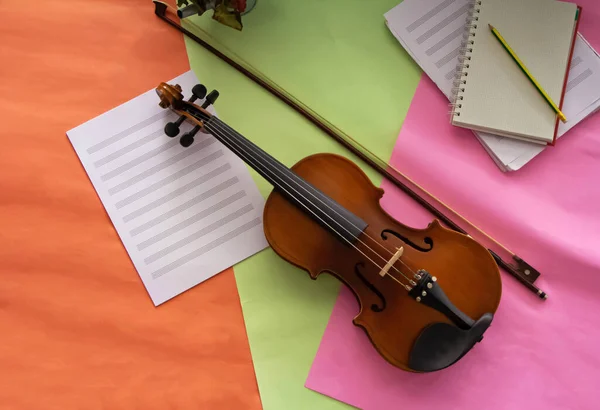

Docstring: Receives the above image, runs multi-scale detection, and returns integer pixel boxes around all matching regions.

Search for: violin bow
[153,0,547,299]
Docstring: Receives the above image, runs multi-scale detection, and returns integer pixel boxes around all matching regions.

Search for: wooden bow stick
[152,0,547,299]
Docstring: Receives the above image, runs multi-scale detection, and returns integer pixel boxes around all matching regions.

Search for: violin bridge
[379,247,404,278]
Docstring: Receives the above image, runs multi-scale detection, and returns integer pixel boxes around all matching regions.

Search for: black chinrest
[409,313,493,372]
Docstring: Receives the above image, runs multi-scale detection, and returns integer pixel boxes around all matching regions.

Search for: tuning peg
[165,85,207,137]
[192,84,207,100]
[164,122,180,138]
[180,125,201,147]
[201,90,219,109]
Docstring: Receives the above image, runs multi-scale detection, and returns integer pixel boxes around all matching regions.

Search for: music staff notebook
[451,0,581,145]
[67,71,268,305]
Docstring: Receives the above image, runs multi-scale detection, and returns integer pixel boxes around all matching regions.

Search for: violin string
[208,119,423,283]
[204,116,420,287]
[206,117,422,281]
[201,122,413,290]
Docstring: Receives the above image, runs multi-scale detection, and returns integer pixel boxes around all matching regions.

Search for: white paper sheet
[67,71,268,305]
[385,0,600,171]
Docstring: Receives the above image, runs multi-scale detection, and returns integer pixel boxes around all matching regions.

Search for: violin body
[263,153,502,371]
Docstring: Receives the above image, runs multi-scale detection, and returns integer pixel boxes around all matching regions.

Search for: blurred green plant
[177,0,247,30]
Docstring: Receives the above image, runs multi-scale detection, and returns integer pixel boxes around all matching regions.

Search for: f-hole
[354,263,386,312]
[381,229,433,252]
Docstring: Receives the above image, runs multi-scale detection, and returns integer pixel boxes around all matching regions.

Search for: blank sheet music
[67,71,268,305]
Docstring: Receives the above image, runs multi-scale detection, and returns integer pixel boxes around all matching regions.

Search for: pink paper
[306,3,600,408]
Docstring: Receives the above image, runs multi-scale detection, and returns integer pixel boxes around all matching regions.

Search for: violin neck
[204,117,368,244]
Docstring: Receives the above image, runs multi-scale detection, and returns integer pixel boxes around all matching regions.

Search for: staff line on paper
[94,127,170,168]
[446,68,458,80]
[407,0,455,33]
[87,110,171,155]
[129,177,240,237]
[108,138,217,195]
[150,217,262,279]
[436,46,461,69]
[122,163,232,223]
[136,190,247,251]
[567,68,593,92]
[416,3,470,45]
[426,25,465,56]
[144,204,255,264]
[100,139,180,181]
[116,150,225,209]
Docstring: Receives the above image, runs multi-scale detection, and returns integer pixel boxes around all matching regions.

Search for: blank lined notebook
[451,0,581,144]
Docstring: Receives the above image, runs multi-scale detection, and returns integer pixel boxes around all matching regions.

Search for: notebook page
[67,71,268,305]
[451,0,578,143]
[385,0,600,169]
[479,35,600,170]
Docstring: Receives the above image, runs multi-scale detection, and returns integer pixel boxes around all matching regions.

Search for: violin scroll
[156,82,183,108]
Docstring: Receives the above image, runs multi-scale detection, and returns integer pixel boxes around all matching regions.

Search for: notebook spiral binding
[449,0,483,119]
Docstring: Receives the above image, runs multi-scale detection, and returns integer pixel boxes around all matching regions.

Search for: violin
[155,81,502,372]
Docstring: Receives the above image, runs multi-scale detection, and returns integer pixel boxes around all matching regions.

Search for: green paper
[183,1,421,408]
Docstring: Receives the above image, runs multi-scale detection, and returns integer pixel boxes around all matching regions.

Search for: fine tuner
[155,81,502,372]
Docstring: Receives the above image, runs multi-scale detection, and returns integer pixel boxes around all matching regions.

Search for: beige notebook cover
[451,0,580,145]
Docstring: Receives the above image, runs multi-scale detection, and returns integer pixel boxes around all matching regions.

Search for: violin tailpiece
[410,271,476,330]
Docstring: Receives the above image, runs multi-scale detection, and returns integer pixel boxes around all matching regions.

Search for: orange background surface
[0,0,262,408]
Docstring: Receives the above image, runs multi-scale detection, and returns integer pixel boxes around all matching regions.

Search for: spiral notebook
[450,0,581,145]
